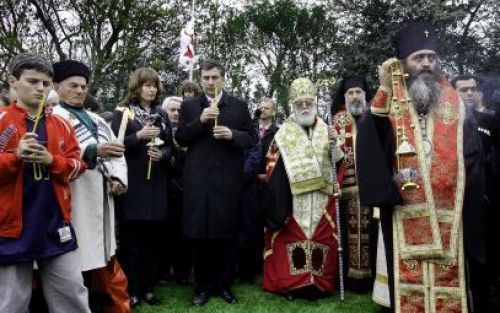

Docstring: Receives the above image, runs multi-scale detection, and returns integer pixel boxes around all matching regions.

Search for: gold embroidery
[286,240,329,276]
[435,102,458,125]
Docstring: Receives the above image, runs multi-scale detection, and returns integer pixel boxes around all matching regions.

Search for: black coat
[258,124,279,174]
[111,104,175,221]
[175,93,258,239]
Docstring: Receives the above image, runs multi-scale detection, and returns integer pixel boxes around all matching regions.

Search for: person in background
[84,94,103,113]
[235,108,262,284]
[46,89,60,108]
[180,80,201,100]
[157,95,191,286]
[329,75,375,294]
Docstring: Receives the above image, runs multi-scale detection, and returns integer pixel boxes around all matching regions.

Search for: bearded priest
[356,21,486,313]
[329,76,375,294]
[262,77,340,300]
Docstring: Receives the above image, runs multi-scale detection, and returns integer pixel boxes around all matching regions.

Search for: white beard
[294,105,318,127]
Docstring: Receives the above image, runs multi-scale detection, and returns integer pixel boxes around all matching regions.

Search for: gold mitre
[289,77,316,104]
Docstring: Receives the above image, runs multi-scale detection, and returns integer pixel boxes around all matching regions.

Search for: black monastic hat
[394,21,438,59]
[331,75,371,115]
[53,60,91,83]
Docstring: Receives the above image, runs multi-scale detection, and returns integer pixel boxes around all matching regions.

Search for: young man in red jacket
[0,54,89,313]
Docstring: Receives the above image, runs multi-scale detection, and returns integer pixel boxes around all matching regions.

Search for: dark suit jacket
[175,92,258,239]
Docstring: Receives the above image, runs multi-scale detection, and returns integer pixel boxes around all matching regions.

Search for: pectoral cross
[424,30,429,38]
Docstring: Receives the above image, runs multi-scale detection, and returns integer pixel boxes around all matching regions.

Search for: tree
[217,0,341,115]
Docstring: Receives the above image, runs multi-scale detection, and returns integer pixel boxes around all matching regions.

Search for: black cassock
[355,109,486,312]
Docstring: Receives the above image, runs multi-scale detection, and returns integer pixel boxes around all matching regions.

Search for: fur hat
[53,60,91,83]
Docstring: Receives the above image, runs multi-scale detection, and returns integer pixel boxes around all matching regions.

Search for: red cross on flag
[179,18,196,71]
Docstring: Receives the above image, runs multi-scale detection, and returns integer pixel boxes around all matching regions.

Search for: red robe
[262,133,339,294]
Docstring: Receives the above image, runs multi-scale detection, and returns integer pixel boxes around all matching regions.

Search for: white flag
[179,19,195,71]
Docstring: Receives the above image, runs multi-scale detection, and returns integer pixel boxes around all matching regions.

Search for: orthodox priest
[262,77,339,299]
[330,75,374,293]
[357,22,486,313]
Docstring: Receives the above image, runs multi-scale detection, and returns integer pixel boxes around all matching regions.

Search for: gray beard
[346,98,366,117]
[408,72,441,115]
[294,105,318,127]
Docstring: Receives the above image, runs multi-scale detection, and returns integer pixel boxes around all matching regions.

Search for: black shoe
[143,293,161,306]
[219,289,237,304]
[284,293,294,301]
[193,292,210,306]
[130,295,142,308]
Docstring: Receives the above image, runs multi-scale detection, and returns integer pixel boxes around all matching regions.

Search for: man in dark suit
[452,74,500,310]
[175,59,258,306]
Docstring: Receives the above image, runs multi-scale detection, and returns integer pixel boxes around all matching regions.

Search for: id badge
[58,226,72,243]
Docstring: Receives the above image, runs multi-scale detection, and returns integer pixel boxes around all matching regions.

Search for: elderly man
[329,75,374,294]
[51,60,128,311]
[159,95,191,286]
[356,22,486,313]
[262,77,339,299]
[0,54,89,313]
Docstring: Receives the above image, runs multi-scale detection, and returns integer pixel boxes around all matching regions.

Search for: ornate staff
[327,109,345,301]
[318,78,345,301]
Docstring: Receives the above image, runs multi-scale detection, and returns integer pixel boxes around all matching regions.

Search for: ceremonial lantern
[389,60,420,191]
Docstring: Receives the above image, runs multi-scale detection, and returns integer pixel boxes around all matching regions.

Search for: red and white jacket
[0,104,86,238]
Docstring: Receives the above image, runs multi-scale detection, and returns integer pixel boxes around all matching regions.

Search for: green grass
[135,282,380,313]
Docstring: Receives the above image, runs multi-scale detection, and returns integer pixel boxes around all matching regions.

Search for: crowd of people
[0,21,499,313]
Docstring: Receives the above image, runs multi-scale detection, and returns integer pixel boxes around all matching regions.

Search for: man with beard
[262,78,339,299]
[356,22,486,313]
[328,76,374,294]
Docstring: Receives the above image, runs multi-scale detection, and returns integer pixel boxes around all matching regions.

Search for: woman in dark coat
[111,67,174,307]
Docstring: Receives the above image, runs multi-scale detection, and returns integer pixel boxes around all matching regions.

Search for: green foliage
[0,0,498,111]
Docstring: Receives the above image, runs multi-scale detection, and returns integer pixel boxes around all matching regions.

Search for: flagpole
[189,0,195,81]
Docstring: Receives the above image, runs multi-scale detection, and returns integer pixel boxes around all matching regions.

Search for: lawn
[135,282,380,313]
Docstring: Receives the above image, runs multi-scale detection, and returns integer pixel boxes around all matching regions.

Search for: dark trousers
[466,252,489,313]
[191,238,235,294]
[236,182,263,282]
[118,221,161,297]
[160,227,191,283]
[159,188,191,283]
